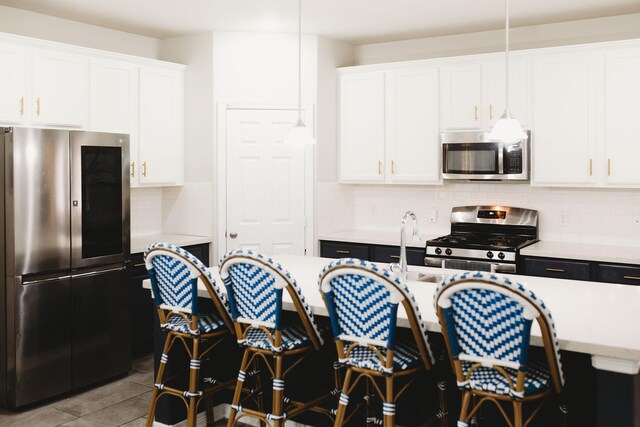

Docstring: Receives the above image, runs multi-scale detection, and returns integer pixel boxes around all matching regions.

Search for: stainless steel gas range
[425,206,538,274]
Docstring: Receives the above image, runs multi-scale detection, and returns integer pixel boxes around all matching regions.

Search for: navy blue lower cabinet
[319,240,370,260]
[595,263,640,286]
[371,244,425,266]
[520,256,590,281]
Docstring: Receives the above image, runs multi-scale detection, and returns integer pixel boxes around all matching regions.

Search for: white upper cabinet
[385,67,440,184]
[603,48,640,186]
[440,58,527,131]
[339,71,386,183]
[339,67,441,184]
[529,52,598,186]
[89,59,137,134]
[138,66,184,186]
[32,49,88,128]
[0,42,30,125]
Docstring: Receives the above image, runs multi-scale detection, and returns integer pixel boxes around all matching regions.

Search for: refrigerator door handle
[73,266,125,279]
[22,275,72,285]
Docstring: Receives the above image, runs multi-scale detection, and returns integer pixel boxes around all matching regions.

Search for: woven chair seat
[340,340,421,374]
[460,358,551,397]
[162,313,227,335]
[241,324,312,351]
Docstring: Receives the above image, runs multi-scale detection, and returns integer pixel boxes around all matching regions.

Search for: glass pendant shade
[488,111,527,142]
[285,118,315,145]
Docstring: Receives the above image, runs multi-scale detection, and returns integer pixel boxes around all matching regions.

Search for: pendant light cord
[297,0,302,122]
[504,0,510,113]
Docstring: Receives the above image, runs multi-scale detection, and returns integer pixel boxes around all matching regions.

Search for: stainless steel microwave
[441,131,530,181]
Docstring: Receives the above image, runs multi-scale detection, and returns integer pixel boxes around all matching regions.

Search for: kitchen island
[143,255,640,427]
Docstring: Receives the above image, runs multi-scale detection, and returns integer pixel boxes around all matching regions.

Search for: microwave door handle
[498,144,504,174]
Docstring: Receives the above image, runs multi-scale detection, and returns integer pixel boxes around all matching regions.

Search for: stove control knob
[498,252,505,260]
[435,247,442,255]
[445,248,452,256]
[486,251,494,259]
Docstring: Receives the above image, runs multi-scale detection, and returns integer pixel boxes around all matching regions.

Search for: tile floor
[0,355,232,427]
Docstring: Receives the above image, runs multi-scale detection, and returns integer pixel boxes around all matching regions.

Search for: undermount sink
[404,270,446,284]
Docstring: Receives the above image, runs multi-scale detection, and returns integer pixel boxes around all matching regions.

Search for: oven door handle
[424,257,444,268]
[492,263,516,274]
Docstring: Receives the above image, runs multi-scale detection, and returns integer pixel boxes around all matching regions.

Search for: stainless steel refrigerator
[0,128,131,408]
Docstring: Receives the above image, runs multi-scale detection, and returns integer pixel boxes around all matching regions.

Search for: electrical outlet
[632,214,640,226]
[558,212,568,226]
[428,209,438,223]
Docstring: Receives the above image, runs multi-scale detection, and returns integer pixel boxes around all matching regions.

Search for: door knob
[229,232,238,239]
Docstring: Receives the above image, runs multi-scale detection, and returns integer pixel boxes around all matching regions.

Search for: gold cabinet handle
[608,159,611,177]
[389,255,400,260]
[36,97,40,116]
[378,160,382,175]
[142,161,147,177]
[489,104,493,121]
[546,268,565,273]
[623,276,640,281]
[391,160,396,175]
[19,96,24,116]
[130,161,135,178]
[133,262,146,267]
[474,105,479,121]
[336,250,350,254]
[589,159,593,176]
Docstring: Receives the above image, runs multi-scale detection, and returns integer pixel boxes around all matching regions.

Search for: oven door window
[443,143,499,174]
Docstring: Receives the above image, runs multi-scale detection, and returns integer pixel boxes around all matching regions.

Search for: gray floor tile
[53,379,151,417]
[118,417,147,427]
[59,396,149,427]
[0,406,77,427]
[125,370,154,387]
[131,356,154,374]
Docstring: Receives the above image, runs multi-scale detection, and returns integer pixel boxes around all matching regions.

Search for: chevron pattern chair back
[319,258,435,370]
[219,249,323,350]
[145,242,232,327]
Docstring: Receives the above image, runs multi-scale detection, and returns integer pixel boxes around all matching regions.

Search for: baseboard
[152,404,312,426]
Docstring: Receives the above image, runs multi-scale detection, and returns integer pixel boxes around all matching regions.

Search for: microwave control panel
[503,146,523,174]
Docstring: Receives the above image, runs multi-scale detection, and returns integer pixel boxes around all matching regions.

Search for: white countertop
[131,233,212,254]
[521,241,640,265]
[143,254,640,372]
[318,229,440,249]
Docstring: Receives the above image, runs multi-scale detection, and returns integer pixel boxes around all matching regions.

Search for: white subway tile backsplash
[130,187,163,236]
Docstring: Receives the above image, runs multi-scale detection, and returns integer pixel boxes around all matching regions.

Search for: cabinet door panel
[320,241,370,260]
[90,59,137,134]
[530,54,597,185]
[32,49,87,127]
[0,43,29,125]
[521,257,590,281]
[440,64,482,130]
[604,48,640,185]
[138,67,183,185]
[386,68,440,184]
[484,59,527,129]
[339,72,385,182]
[596,263,640,286]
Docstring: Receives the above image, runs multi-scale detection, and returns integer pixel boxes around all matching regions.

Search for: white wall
[355,13,640,64]
[0,5,160,58]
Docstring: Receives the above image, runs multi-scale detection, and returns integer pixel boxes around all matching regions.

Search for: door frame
[215,103,315,261]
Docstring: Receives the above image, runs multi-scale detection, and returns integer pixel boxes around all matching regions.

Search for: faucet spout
[399,211,420,282]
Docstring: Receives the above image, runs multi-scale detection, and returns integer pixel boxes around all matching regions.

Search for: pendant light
[488,0,527,143]
[285,0,316,145]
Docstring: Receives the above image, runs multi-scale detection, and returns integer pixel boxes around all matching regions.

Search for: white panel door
[386,67,440,184]
[138,66,183,185]
[440,63,483,130]
[32,49,88,127]
[0,42,30,125]
[530,53,597,185]
[484,59,528,129]
[604,48,640,186]
[226,109,307,256]
[339,72,386,182]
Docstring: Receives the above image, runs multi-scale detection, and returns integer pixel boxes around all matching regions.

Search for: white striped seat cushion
[460,357,551,396]
[241,325,312,352]
[162,313,226,335]
[339,340,421,374]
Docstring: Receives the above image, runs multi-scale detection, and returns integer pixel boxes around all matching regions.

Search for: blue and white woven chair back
[434,271,564,392]
[144,243,231,322]
[219,249,324,349]
[319,258,435,368]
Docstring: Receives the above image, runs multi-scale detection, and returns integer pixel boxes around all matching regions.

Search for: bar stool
[433,271,569,427]
[144,242,235,427]
[219,249,336,427]
[318,258,448,427]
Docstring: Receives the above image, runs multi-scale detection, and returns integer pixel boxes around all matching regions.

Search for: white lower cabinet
[529,52,598,186]
[604,48,640,186]
[339,67,440,184]
[137,66,184,186]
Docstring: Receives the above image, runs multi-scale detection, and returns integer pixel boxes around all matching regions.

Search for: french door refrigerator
[0,128,131,408]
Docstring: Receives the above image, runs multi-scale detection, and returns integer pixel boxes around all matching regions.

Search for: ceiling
[1,0,639,44]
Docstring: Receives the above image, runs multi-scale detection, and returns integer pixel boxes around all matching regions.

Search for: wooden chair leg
[270,354,285,427]
[513,400,523,427]
[436,379,448,427]
[383,376,395,427]
[146,332,174,427]
[186,337,201,427]
[252,358,267,427]
[334,368,353,427]
[458,390,472,427]
[365,380,374,426]
[227,348,251,427]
